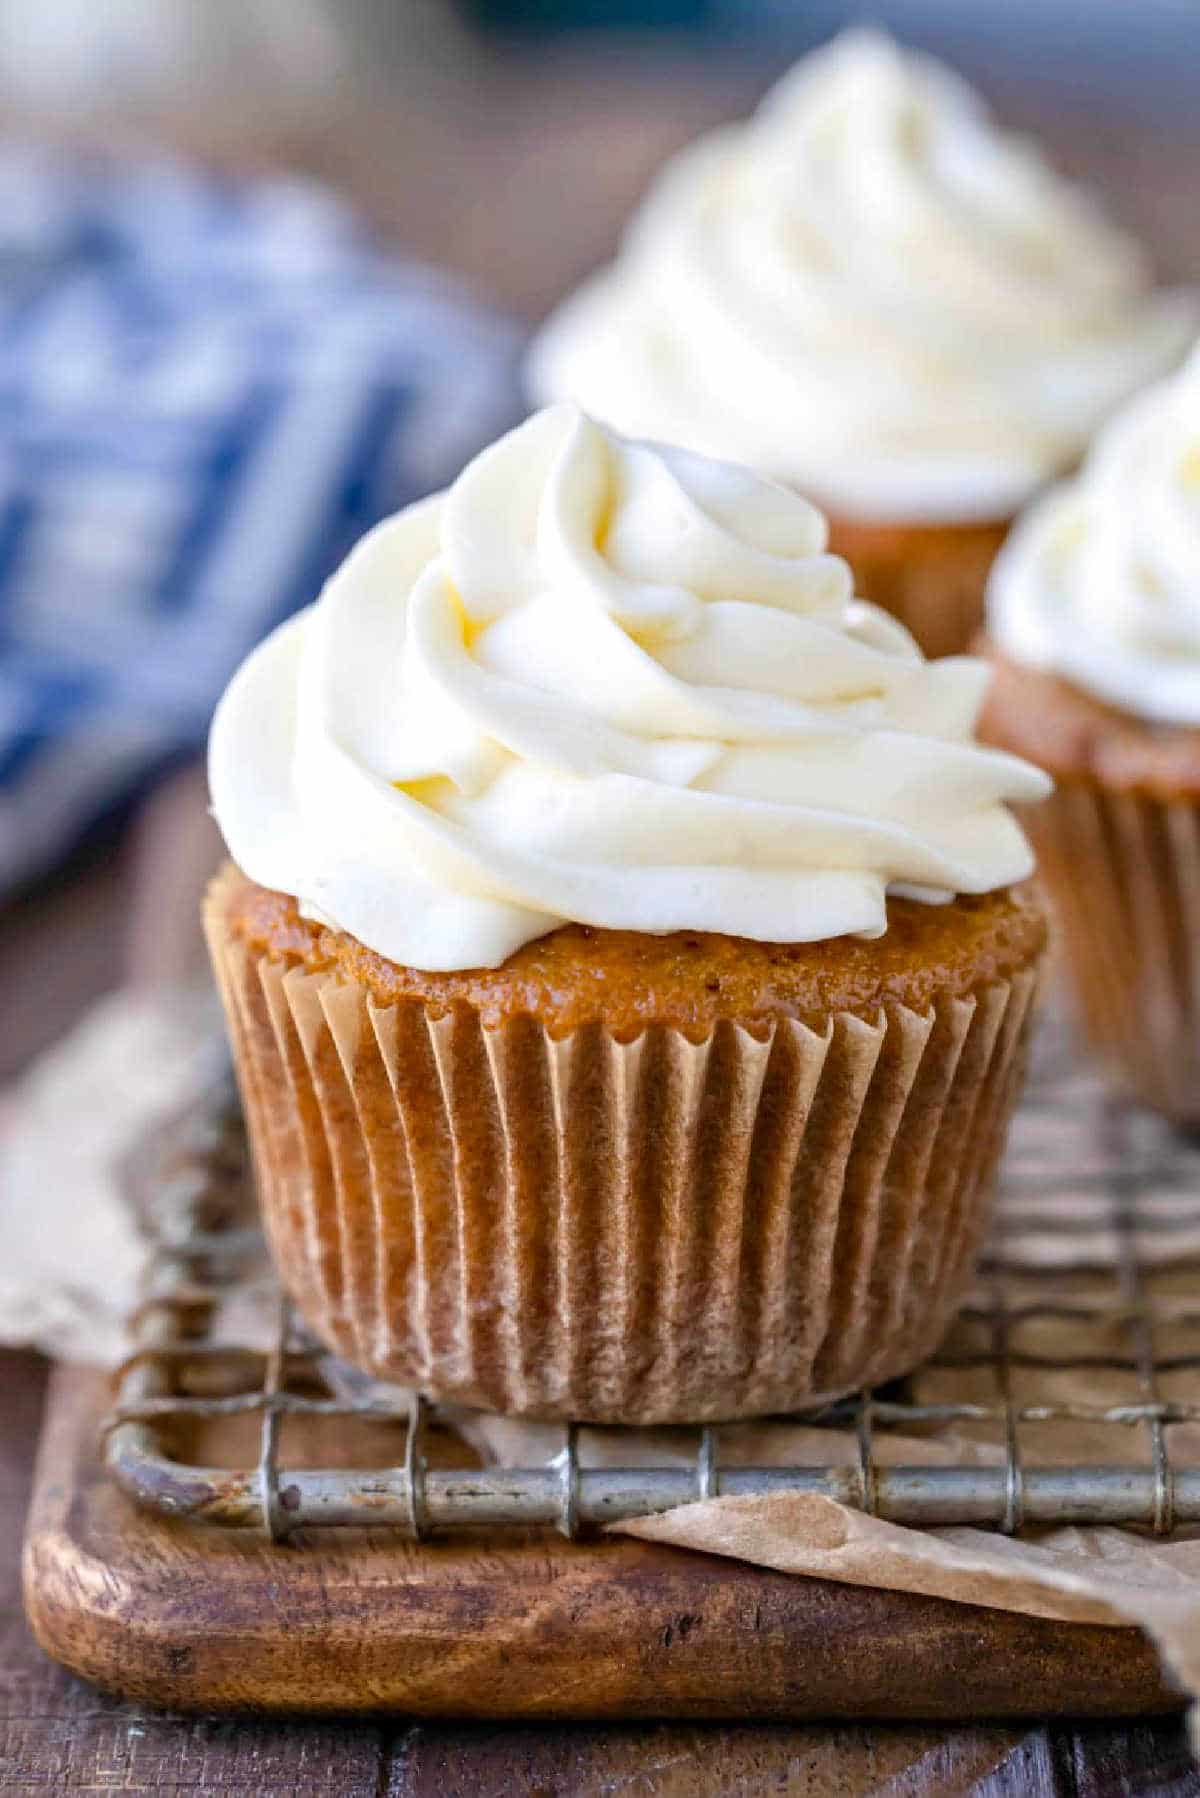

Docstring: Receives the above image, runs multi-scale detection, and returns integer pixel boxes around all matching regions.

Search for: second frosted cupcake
[529,31,1194,657]
[207,405,1049,1422]
[983,348,1200,1125]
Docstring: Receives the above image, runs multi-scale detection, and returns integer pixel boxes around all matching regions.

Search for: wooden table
[5,41,1200,1793]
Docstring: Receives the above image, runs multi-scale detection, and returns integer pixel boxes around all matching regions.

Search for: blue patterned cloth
[0,148,522,895]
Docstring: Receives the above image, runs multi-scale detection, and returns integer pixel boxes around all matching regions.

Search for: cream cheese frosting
[988,344,1200,726]
[209,405,1049,971]
[528,30,1196,525]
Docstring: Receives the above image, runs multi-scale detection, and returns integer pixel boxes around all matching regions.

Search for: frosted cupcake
[207,404,1049,1423]
[528,31,1194,659]
[983,348,1200,1126]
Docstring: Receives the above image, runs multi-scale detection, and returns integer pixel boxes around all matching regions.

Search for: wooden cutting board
[23,1363,1180,1720]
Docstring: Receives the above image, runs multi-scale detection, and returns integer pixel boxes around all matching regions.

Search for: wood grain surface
[2,1359,1197,1795]
[21,1361,1186,1727]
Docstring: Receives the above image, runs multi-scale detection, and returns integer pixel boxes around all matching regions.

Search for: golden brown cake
[209,864,1045,1422]
[825,514,1010,659]
[979,652,1200,796]
[222,866,1045,1038]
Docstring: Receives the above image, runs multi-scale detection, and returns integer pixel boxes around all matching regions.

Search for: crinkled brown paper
[460,1321,1200,1735]
[1028,780,1200,1127]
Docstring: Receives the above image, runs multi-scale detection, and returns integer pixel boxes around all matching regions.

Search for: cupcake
[528,30,1195,659]
[982,349,1200,1126]
[207,404,1049,1423]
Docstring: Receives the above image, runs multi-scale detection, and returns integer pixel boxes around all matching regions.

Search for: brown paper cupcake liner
[206,873,1039,1423]
[1027,780,1200,1127]
[825,513,1010,660]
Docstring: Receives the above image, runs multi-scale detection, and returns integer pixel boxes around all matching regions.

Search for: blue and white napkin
[0,147,522,894]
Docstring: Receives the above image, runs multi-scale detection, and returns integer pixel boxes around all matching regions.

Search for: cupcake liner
[825,513,1009,660]
[206,870,1039,1423]
[1028,780,1200,1126]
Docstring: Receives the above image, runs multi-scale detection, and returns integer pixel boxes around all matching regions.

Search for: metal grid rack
[103,1023,1200,1543]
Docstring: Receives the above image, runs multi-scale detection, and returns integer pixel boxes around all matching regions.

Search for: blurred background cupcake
[528,29,1195,657]
[982,344,1200,1126]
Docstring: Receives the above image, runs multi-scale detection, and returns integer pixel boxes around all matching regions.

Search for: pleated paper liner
[1028,780,1200,1128]
[205,867,1040,1424]
[824,512,1010,660]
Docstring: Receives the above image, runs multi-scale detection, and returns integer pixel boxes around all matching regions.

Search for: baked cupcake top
[988,343,1200,728]
[209,405,1048,972]
[528,30,1194,526]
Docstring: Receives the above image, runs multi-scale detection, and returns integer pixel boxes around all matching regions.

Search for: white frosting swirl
[209,406,1048,971]
[529,30,1195,524]
[988,344,1200,725]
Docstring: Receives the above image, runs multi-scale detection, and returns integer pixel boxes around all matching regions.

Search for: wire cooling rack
[103,1013,1200,1542]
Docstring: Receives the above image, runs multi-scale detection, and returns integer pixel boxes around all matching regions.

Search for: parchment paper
[462,1309,1200,1735]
